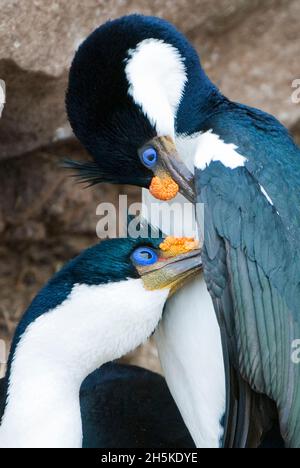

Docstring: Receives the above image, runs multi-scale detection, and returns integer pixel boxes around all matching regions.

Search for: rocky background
[0,0,299,376]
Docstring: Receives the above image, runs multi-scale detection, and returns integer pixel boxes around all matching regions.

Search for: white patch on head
[193,130,247,170]
[259,185,274,206]
[125,39,187,138]
[0,279,168,448]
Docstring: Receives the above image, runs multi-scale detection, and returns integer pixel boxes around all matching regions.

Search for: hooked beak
[136,240,202,296]
[141,136,196,203]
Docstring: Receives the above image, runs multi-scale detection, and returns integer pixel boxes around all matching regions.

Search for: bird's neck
[176,69,227,136]
[0,279,167,448]
[0,364,83,448]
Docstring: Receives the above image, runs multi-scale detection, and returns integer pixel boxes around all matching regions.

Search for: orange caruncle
[160,236,200,258]
[149,176,179,201]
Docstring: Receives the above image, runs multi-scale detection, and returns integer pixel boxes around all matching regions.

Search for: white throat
[0,279,168,448]
[125,39,187,138]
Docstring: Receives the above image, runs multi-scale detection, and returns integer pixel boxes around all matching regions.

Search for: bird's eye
[132,247,158,266]
[142,148,158,168]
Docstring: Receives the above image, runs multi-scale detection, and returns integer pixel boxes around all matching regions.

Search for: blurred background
[0,0,299,377]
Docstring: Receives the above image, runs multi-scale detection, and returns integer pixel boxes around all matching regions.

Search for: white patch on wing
[175,134,200,172]
[0,280,168,448]
[193,130,247,170]
[260,185,274,206]
[125,39,187,138]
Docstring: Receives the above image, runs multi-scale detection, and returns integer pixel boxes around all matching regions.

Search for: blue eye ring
[132,247,158,267]
[142,148,158,168]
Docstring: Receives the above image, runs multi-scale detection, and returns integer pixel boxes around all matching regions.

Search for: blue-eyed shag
[65,15,293,448]
[0,235,201,448]
[66,14,226,448]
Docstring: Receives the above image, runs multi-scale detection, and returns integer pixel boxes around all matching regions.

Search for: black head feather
[66,15,220,188]
[66,15,213,188]
[66,15,163,188]
[63,159,150,187]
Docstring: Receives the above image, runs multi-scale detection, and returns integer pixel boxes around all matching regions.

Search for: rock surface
[0,0,271,76]
[0,0,300,373]
[0,0,299,159]
[0,140,140,345]
[197,0,300,128]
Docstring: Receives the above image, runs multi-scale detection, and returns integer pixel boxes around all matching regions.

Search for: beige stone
[195,0,300,128]
[0,61,68,159]
[0,139,140,239]
[1,0,299,159]
[0,0,270,77]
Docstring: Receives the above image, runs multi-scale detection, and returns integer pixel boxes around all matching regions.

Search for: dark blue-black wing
[80,363,195,449]
[195,162,300,448]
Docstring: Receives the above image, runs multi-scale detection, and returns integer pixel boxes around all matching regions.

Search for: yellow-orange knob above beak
[160,236,200,257]
[149,176,179,201]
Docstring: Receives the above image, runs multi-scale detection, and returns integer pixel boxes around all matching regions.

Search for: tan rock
[0,60,68,159]
[191,0,300,128]
[0,0,270,77]
[1,0,299,159]
[0,139,140,239]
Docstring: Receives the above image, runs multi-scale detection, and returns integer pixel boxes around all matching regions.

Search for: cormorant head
[66,15,218,202]
[67,233,201,296]
[4,233,201,396]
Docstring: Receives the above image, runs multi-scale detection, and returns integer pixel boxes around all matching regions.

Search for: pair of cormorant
[1,14,298,447]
